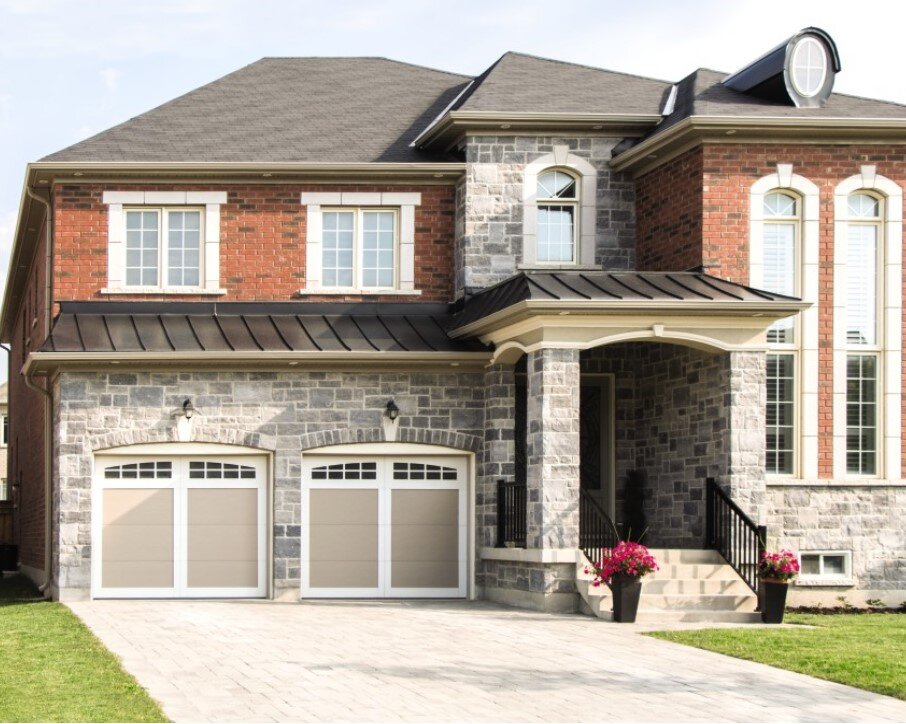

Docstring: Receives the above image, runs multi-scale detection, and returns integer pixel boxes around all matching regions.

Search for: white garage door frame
[300,443,473,599]
[92,444,270,599]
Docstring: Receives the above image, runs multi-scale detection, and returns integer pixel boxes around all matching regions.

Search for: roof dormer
[722,27,841,108]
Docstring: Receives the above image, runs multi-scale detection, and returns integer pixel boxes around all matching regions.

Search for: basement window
[799,551,852,584]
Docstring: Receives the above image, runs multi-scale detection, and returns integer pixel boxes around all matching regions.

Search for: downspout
[23,185,54,595]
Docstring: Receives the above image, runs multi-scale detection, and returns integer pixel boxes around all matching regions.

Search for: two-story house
[3,27,904,618]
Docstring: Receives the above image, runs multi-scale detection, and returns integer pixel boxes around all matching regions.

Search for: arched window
[833,168,903,481]
[762,191,800,344]
[536,169,578,263]
[843,191,883,476]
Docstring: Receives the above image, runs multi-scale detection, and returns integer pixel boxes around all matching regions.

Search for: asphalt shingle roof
[451,52,672,116]
[41,58,471,163]
[656,68,906,134]
[38,55,906,164]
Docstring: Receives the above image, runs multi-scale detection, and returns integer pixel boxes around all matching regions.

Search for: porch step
[576,549,761,624]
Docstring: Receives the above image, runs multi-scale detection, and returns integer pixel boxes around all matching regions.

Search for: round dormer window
[790,36,828,98]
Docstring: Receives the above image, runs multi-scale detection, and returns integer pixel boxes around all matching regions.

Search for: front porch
[477,341,770,615]
[453,271,806,614]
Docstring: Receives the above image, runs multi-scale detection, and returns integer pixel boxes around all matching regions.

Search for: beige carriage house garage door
[301,455,469,598]
[92,453,268,598]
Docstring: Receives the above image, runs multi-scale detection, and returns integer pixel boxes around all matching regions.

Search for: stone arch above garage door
[298,427,482,454]
[90,427,277,454]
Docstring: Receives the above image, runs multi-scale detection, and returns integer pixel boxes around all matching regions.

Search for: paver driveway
[69,599,905,722]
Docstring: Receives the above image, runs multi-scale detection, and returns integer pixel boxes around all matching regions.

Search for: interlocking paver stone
[68,599,906,723]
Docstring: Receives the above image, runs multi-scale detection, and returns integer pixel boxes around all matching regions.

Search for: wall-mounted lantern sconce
[176,399,196,442]
[384,399,400,422]
[382,399,400,441]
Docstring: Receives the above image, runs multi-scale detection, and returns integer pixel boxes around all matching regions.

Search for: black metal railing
[579,489,620,567]
[496,480,527,547]
[705,477,766,594]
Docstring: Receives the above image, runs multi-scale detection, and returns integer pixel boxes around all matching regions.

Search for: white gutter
[24,349,493,374]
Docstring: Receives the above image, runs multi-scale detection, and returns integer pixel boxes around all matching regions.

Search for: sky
[1,0,906,381]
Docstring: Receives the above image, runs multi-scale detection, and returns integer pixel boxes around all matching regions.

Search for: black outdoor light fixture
[182,399,196,420]
[384,399,400,421]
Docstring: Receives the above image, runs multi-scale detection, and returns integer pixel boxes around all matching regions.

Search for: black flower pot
[760,580,789,623]
[609,573,642,623]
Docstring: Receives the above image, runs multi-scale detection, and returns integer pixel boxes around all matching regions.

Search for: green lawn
[0,574,167,722]
[647,613,906,700]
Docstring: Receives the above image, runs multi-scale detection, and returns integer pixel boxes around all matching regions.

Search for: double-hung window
[321,209,396,290]
[845,192,882,475]
[536,170,578,263]
[762,191,800,475]
[124,208,203,288]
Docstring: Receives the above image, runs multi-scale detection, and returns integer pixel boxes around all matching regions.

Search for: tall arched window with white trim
[844,191,882,475]
[762,190,800,475]
[536,169,578,263]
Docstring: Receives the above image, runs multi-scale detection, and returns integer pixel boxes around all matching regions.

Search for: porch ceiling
[450,271,809,359]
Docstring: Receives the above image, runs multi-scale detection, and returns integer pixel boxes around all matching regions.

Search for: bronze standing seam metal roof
[451,271,801,329]
[40,302,488,354]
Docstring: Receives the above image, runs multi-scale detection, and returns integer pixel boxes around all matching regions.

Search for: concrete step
[646,563,739,580]
[634,578,752,595]
[637,594,757,612]
[646,549,725,564]
[576,549,761,624]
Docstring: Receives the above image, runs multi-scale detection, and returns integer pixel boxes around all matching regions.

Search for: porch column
[526,348,581,549]
[725,350,767,520]
[479,363,516,547]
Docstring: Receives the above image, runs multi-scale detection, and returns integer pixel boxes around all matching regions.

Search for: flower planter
[760,579,789,623]
[609,573,642,623]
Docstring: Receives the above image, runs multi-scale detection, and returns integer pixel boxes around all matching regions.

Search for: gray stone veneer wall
[768,486,906,606]
[526,348,581,549]
[52,369,484,599]
[578,343,766,547]
[457,135,637,296]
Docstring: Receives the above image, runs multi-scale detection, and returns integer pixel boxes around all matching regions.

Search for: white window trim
[301,192,421,295]
[522,146,597,269]
[796,550,854,587]
[833,168,903,480]
[102,191,227,294]
[750,166,819,479]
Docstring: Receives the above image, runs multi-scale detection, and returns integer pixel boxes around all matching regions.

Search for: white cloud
[99,67,122,92]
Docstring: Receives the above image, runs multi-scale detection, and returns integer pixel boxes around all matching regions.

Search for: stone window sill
[101,287,227,295]
[794,578,855,588]
[296,289,422,297]
[766,478,906,488]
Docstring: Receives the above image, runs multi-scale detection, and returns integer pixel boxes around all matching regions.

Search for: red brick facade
[53,183,457,307]
[7,217,49,572]
[636,143,906,479]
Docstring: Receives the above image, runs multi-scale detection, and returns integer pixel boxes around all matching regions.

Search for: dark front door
[513,370,615,518]
[580,375,615,518]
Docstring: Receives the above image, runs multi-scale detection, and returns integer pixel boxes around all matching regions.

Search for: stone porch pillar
[725,350,768,521]
[526,348,581,549]
[479,363,516,548]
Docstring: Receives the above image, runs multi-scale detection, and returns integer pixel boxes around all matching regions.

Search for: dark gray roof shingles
[453,52,672,116]
[655,68,906,135]
[41,58,471,163]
